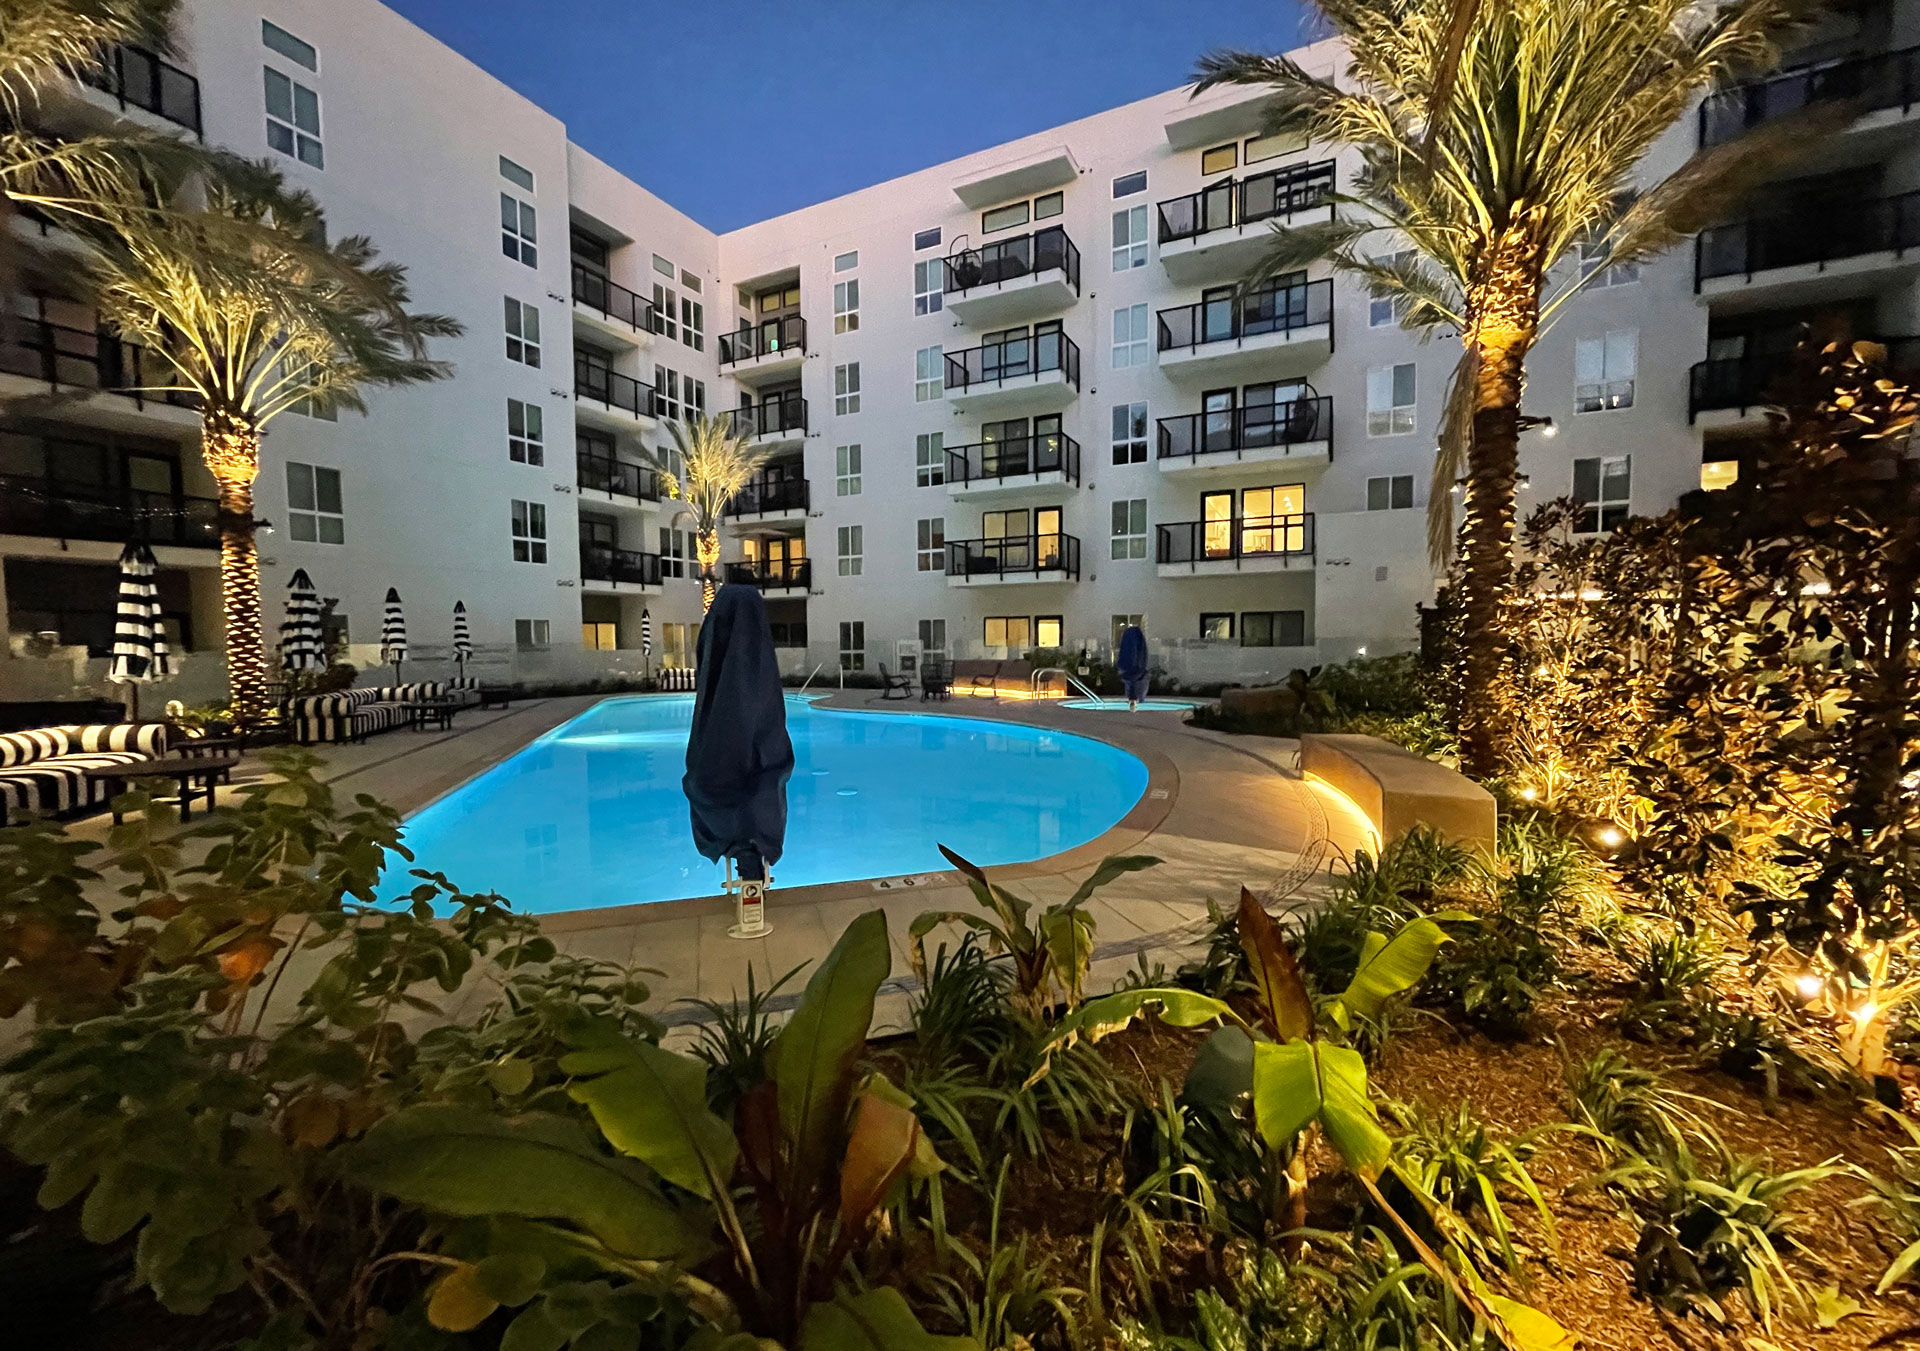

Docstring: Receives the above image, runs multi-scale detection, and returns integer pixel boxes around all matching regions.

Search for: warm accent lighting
[1519,786,1538,802]
[1304,772,1382,852]
[1794,973,1823,1001]
[1595,825,1625,849]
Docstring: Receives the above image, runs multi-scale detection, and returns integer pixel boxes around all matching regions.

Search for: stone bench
[1299,732,1496,850]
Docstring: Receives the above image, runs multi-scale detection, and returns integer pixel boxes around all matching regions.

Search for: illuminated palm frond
[0,0,180,120]
[654,414,774,541]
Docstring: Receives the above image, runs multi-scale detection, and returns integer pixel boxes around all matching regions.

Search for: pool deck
[44,690,1374,1042]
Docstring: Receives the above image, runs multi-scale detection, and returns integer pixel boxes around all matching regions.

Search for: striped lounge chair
[0,723,171,822]
[289,683,447,744]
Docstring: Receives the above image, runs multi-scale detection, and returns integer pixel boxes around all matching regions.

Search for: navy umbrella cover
[1118,624,1150,703]
[682,584,794,881]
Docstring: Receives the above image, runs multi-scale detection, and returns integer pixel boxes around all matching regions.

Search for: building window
[1574,456,1631,533]
[839,621,865,671]
[1580,239,1639,288]
[835,444,862,496]
[1241,611,1306,647]
[508,399,544,465]
[834,278,860,334]
[510,499,548,563]
[500,191,536,268]
[982,192,1060,235]
[837,524,863,576]
[984,616,1032,649]
[916,432,945,487]
[1112,204,1148,270]
[1110,499,1147,560]
[653,253,675,278]
[682,296,704,351]
[652,282,678,340]
[1035,616,1062,649]
[917,517,945,571]
[659,527,687,578]
[1200,612,1234,641]
[915,345,944,401]
[263,65,322,168]
[914,227,942,251]
[514,618,550,650]
[835,362,861,414]
[1201,142,1237,176]
[1112,303,1149,368]
[1366,362,1415,435]
[262,20,317,70]
[834,250,859,272]
[1111,402,1147,465]
[1701,459,1740,492]
[656,367,681,422]
[1110,613,1144,648]
[1033,191,1063,221]
[285,462,342,543]
[505,297,540,366]
[681,269,701,292]
[914,259,944,315]
[1245,129,1307,163]
[1113,170,1147,198]
[919,618,947,655]
[1366,474,1413,510]
[1575,330,1638,413]
[499,155,534,191]
[1368,250,1414,327]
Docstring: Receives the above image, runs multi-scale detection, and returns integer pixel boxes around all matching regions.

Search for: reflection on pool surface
[395,695,1149,914]
[1060,699,1199,712]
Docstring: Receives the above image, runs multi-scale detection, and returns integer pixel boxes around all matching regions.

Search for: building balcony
[943,332,1080,416]
[576,451,662,509]
[79,43,201,136]
[725,556,811,598]
[944,434,1081,501]
[579,543,663,593]
[1688,336,1920,427]
[945,533,1080,587]
[718,315,807,385]
[942,225,1081,326]
[573,358,656,431]
[1156,514,1315,577]
[571,264,654,343]
[1695,191,1920,307]
[722,397,808,450]
[1699,44,1920,148]
[1156,160,1336,285]
[0,318,199,433]
[0,474,218,549]
[1157,279,1334,382]
[724,475,810,524]
[1157,396,1333,475]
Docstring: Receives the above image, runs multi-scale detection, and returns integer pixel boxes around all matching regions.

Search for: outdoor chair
[878,663,912,701]
[920,660,952,701]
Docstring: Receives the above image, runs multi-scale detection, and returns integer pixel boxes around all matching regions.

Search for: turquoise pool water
[394,695,1149,913]
[1060,699,1198,712]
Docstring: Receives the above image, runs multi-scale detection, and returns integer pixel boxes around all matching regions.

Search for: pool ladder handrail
[798,661,826,693]
[1031,666,1103,702]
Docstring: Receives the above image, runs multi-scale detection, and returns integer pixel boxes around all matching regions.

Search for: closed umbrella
[684,584,792,938]
[452,600,472,677]
[1118,624,1150,711]
[280,569,326,675]
[640,607,652,676]
[108,541,172,716]
[381,587,409,685]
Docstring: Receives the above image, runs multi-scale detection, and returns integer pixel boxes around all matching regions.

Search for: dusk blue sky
[385,0,1318,231]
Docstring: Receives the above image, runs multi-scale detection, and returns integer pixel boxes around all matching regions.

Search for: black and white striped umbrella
[108,541,171,686]
[641,607,652,660]
[452,601,472,671]
[280,569,326,672]
[380,587,408,679]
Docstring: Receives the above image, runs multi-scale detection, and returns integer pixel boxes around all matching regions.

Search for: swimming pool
[394,695,1149,914]
[1060,698,1199,712]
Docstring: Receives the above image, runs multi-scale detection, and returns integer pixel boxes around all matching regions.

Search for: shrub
[1563,1048,1709,1160]
[1385,1099,1556,1274]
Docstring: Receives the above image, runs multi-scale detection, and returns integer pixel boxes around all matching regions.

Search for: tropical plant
[74,176,460,722]
[1385,1099,1556,1274]
[686,959,806,1115]
[910,847,1159,1020]
[1563,1049,1709,1161]
[1195,0,1827,773]
[1858,1116,1920,1294]
[925,1158,1084,1351]
[649,411,774,611]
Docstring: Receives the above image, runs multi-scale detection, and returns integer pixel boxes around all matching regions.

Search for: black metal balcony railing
[0,473,218,548]
[726,476,810,516]
[575,450,661,500]
[724,397,809,439]
[82,43,202,135]
[1696,190,1920,283]
[1687,336,1920,419]
[1157,160,1337,244]
[579,543,663,587]
[945,533,1081,580]
[0,318,194,410]
[944,331,1081,395]
[1158,396,1335,462]
[719,315,807,365]
[1157,514,1316,567]
[1158,279,1334,352]
[574,357,655,419]
[944,434,1082,487]
[1700,44,1920,147]
[943,225,1082,298]
[571,264,654,332]
[725,557,812,590]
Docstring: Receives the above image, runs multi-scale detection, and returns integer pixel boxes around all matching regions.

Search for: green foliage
[1386,1100,1555,1274]
[1614,929,1722,1043]
[925,1159,1084,1350]
[1858,1118,1920,1294]
[1562,1050,1707,1161]
[686,960,805,1115]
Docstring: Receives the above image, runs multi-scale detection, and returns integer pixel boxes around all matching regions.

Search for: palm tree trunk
[1456,329,1531,778]
[203,410,270,725]
[697,527,720,613]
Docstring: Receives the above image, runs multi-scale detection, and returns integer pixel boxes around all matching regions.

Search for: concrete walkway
[51,690,1374,1040]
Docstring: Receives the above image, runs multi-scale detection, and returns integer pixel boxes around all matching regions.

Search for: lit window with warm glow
[1700,459,1740,491]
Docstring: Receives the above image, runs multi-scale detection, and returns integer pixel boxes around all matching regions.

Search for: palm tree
[647,413,772,612]
[1196,0,1825,775]
[79,177,461,723]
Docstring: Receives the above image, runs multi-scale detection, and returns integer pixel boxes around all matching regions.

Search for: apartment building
[3,0,1915,699]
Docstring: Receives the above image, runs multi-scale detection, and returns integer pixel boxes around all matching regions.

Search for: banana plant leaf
[1237,886,1313,1040]
[1251,1040,1390,1179]
[561,1036,739,1200]
[1331,913,1467,1027]
[796,1286,980,1351]
[1027,986,1243,1084]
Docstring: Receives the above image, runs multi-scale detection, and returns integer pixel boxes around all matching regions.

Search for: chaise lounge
[0,723,172,822]
[290,683,451,745]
